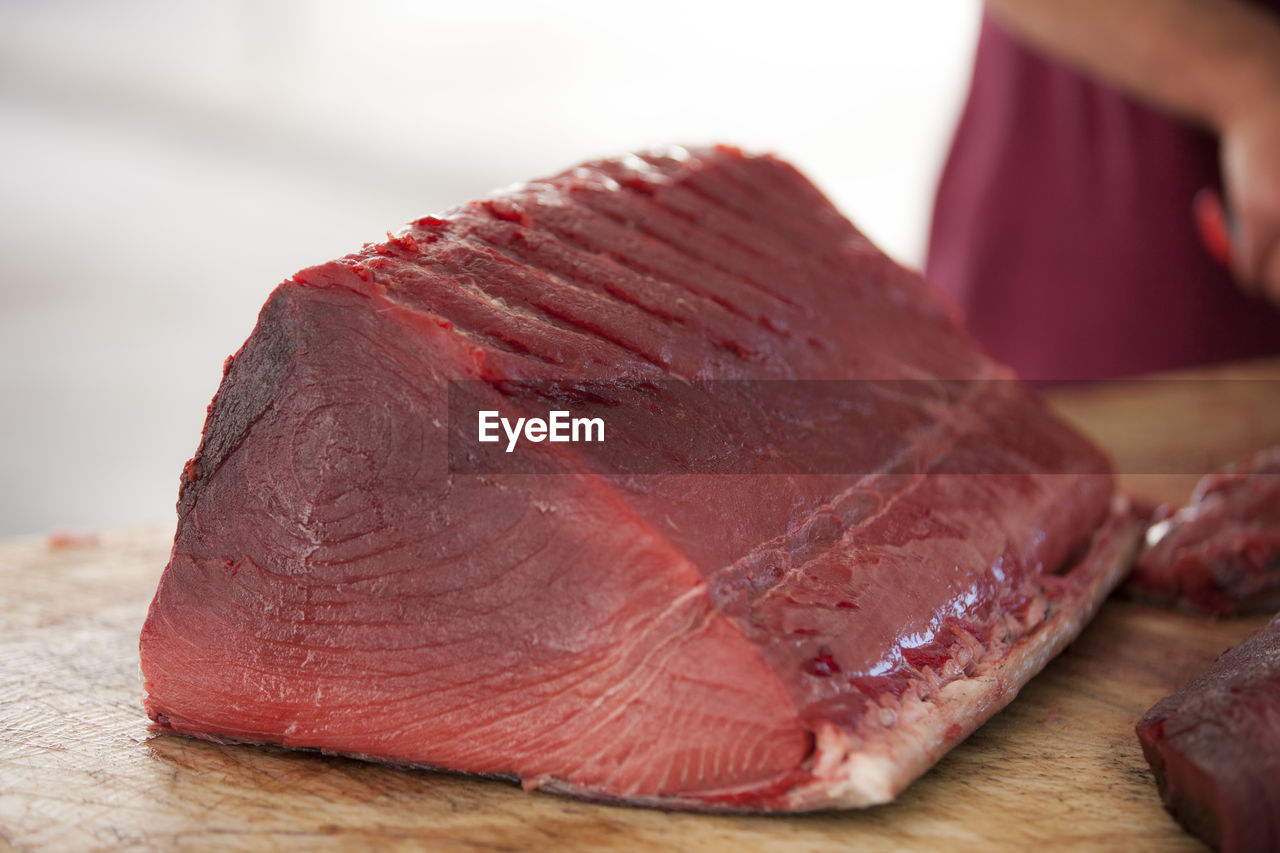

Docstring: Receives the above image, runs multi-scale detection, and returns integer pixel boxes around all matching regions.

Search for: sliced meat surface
[140,145,1139,811]
[1136,612,1280,852]
[1129,445,1280,615]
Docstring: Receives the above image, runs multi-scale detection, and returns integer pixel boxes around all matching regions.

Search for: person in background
[927,0,1280,382]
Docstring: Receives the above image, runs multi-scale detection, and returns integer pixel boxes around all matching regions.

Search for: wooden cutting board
[3,358,1279,852]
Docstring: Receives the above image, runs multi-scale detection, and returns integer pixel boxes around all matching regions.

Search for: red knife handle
[1194,188,1234,269]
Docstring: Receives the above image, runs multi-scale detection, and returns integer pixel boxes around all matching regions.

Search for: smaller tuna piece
[1135,612,1280,853]
[1128,445,1280,615]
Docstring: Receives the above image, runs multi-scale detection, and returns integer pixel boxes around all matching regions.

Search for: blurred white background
[0,0,981,537]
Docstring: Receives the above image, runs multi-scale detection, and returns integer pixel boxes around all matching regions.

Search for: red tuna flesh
[1129,445,1280,615]
[1136,612,1280,852]
[140,146,1140,811]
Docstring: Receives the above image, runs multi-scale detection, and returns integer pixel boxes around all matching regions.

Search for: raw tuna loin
[1128,444,1280,615]
[140,146,1139,812]
[1136,612,1280,852]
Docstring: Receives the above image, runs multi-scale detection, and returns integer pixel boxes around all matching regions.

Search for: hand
[1219,98,1280,306]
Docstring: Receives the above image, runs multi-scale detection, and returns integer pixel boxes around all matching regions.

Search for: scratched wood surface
[2,358,1278,852]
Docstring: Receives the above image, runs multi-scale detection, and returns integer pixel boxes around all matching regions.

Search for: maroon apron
[927,12,1280,381]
